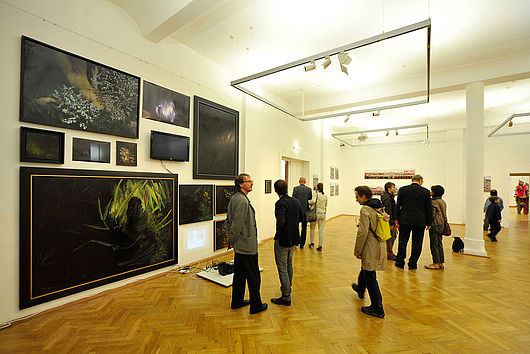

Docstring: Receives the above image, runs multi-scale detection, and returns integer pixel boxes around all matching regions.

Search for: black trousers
[300,215,308,247]
[356,269,383,313]
[489,221,501,237]
[232,252,263,310]
[395,224,425,268]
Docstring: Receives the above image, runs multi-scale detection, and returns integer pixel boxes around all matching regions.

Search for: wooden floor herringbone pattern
[1,208,530,353]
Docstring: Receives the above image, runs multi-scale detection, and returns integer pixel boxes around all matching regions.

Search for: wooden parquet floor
[2,208,530,353]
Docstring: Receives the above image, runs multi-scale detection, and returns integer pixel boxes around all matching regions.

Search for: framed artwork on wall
[265,180,272,194]
[335,167,339,180]
[20,36,140,138]
[330,166,335,180]
[73,137,111,163]
[330,183,335,196]
[214,219,228,251]
[20,126,64,164]
[142,81,190,128]
[116,141,137,166]
[179,184,213,225]
[335,184,339,196]
[215,185,237,215]
[193,96,239,180]
[19,167,177,309]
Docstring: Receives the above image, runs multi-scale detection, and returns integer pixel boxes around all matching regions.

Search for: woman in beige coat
[308,183,328,251]
[351,186,386,318]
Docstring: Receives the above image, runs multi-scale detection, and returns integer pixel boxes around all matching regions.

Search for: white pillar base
[463,238,488,257]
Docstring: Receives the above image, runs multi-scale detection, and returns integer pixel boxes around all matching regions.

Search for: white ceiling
[111,0,530,136]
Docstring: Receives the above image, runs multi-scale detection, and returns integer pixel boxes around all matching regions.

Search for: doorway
[281,157,310,194]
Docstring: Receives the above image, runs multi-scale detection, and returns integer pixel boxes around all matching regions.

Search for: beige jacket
[308,191,328,218]
[354,205,386,271]
[431,198,447,226]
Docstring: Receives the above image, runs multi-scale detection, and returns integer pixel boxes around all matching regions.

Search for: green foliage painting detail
[179,185,213,225]
[85,179,174,265]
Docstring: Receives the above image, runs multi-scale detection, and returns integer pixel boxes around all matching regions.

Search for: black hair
[431,185,445,198]
[490,189,498,196]
[274,179,288,195]
[234,173,250,189]
[384,182,395,193]
[355,186,373,199]
[317,182,324,194]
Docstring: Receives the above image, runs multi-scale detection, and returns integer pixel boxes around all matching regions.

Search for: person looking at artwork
[272,179,303,306]
[225,173,267,314]
[308,183,328,251]
[395,174,432,270]
[381,182,397,261]
[292,177,313,249]
[486,196,502,242]
[352,186,386,318]
[425,185,447,270]
[515,181,529,215]
[483,189,504,231]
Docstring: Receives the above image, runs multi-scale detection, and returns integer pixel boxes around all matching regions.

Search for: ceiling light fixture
[344,114,350,123]
[508,119,513,127]
[338,51,352,76]
[372,110,380,117]
[488,112,530,137]
[395,130,399,136]
[386,130,389,136]
[304,60,316,72]
[331,123,429,148]
[322,56,331,69]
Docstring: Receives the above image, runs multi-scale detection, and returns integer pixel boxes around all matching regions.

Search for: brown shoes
[424,263,444,270]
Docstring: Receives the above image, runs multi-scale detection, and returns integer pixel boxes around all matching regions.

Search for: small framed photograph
[265,180,272,194]
[20,127,64,164]
[73,138,110,163]
[214,219,229,251]
[116,141,137,166]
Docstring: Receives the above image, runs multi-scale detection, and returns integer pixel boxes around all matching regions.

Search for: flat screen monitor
[150,130,190,161]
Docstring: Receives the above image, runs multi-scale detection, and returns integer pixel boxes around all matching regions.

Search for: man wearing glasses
[226,173,268,314]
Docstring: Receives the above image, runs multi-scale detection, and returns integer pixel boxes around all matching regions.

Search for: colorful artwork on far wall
[19,167,177,309]
[20,36,140,138]
[215,185,237,215]
[214,219,229,251]
[364,169,416,179]
[142,81,190,128]
[179,184,213,225]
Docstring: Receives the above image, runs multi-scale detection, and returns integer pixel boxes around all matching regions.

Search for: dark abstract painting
[20,126,64,164]
[116,141,137,166]
[20,167,177,309]
[215,219,228,251]
[193,96,239,179]
[72,138,110,163]
[179,184,213,225]
[20,36,140,138]
[215,185,237,215]
[142,81,190,128]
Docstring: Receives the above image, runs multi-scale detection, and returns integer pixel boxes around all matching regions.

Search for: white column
[464,82,487,256]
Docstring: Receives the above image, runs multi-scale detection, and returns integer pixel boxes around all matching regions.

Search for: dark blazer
[486,203,502,222]
[396,183,432,227]
[380,191,396,226]
[292,184,313,214]
[274,195,303,247]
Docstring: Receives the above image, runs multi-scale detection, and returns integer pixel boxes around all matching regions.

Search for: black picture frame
[265,180,272,194]
[214,219,228,251]
[116,141,137,166]
[20,36,140,139]
[193,96,239,179]
[215,185,237,216]
[73,137,111,163]
[179,184,213,225]
[19,167,178,309]
[20,126,64,164]
[142,81,190,128]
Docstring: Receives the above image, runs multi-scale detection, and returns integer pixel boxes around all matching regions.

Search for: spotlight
[424,139,430,147]
[508,120,513,127]
[340,64,348,75]
[386,130,389,136]
[322,56,331,69]
[304,60,316,72]
[395,130,399,136]
[338,52,352,66]
[344,114,350,123]
[372,110,380,117]
[358,134,367,142]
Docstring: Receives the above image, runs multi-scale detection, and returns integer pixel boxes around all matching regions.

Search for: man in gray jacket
[226,173,268,314]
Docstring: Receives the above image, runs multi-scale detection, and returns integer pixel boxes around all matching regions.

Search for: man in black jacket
[272,179,303,306]
[381,182,397,260]
[395,174,432,270]
[293,177,313,249]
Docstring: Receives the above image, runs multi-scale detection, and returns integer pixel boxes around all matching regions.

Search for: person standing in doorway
[395,174,432,270]
[381,182,397,260]
[293,177,313,249]
[308,183,328,251]
[226,173,268,314]
[272,179,303,306]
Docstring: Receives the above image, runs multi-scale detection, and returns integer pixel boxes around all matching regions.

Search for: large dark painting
[20,126,64,164]
[193,96,239,179]
[20,36,140,138]
[179,184,213,225]
[214,219,228,251]
[142,81,190,128]
[20,167,177,309]
[215,185,237,215]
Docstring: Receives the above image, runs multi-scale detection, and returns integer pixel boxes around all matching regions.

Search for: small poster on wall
[370,186,383,195]
[335,167,339,180]
[364,169,415,179]
[330,183,335,196]
[335,184,339,196]
[313,175,319,189]
[330,166,335,180]
[484,176,491,192]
